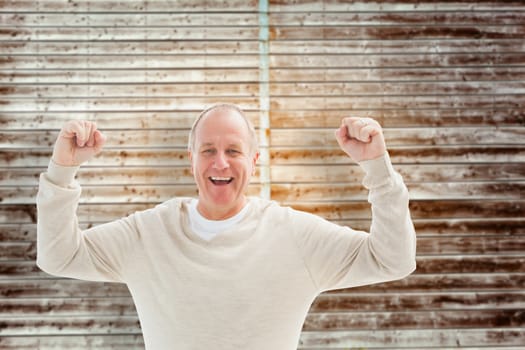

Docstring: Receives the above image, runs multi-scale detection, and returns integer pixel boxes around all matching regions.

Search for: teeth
[211,177,232,181]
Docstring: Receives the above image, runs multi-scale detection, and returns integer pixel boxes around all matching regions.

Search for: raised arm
[291,117,416,292]
[36,121,138,282]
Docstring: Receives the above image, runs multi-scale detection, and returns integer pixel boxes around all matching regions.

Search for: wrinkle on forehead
[194,108,252,152]
[188,104,258,155]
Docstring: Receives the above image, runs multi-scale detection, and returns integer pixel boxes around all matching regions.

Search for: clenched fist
[335,117,386,163]
[52,120,106,166]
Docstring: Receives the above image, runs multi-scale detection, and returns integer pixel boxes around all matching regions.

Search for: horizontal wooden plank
[4,12,525,28]
[2,95,525,112]
[0,97,261,112]
[411,218,525,236]
[416,255,525,274]
[0,41,259,55]
[0,167,196,186]
[271,163,525,183]
[3,67,524,86]
[0,0,257,12]
[5,81,525,100]
[0,279,131,298]
[331,218,525,240]
[270,26,525,40]
[0,224,36,241]
[269,53,525,68]
[0,69,260,83]
[311,291,525,312]
[298,328,525,348]
[0,129,192,148]
[3,39,524,56]
[0,335,144,350]
[287,200,525,220]
[4,54,525,70]
[270,67,525,82]
[1,83,260,98]
[303,309,525,330]
[270,127,524,147]
[0,110,261,130]
[270,146,525,164]
[269,95,525,110]
[0,55,259,69]
[269,11,525,26]
[270,1,525,12]
[0,27,259,41]
[0,297,136,317]
[346,267,522,291]
[0,315,141,336]
[270,109,525,128]
[269,38,525,54]
[0,332,523,350]
[0,13,258,26]
[271,182,525,201]
[1,0,523,13]
[417,235,525,255]
[0,149,192,167]
[269,81,525,96]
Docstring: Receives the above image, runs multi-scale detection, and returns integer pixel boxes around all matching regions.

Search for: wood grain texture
[1,0,524,349]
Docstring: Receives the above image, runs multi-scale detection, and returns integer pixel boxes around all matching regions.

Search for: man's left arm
[335,117,417,284]
[290,117,416,292]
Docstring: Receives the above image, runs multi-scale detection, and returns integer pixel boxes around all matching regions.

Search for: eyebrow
[198,142,244,149]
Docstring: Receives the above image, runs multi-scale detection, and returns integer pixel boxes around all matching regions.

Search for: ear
[251,152,259,175]
[188,150,194,175]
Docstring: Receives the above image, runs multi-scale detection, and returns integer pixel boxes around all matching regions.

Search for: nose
[212,152,230,170]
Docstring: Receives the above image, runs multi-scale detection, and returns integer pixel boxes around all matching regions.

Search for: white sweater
[36,153,416,350]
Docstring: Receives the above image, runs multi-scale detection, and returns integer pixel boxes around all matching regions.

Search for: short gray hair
[187,103,258,155]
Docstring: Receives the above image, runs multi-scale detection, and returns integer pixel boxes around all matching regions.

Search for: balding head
[188,104,258,156]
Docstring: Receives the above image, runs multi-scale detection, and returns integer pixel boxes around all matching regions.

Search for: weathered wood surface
[1,0,525,349]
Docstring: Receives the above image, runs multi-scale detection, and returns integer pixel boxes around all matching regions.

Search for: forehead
[195,108,251,145]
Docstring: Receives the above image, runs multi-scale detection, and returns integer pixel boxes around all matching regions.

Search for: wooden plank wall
[1,0,524,349]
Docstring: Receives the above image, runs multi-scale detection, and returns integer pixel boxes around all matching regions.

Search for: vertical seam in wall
[258,0,271,200]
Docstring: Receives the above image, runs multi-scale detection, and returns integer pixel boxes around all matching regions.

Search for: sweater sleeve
[290,152,416,292]
[36,161,141,283]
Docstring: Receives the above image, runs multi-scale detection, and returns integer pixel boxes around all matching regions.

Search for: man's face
[189,108,258,219]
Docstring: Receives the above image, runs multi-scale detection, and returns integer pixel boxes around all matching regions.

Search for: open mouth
[209,176,233,185]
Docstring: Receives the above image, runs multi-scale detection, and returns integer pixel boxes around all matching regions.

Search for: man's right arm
[36,121,137,282]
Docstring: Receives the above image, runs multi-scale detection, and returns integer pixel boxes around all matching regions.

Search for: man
[37,103,416,349]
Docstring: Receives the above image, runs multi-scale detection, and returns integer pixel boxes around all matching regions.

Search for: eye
[202,149,215,155]
[227,149,241,155]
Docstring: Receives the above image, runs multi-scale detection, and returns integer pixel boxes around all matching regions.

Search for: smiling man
[37,103,416,349]
[188,104,259,221]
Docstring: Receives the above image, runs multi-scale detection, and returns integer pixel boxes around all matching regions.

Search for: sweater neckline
[178,197,265,247]
[188,198,252,241]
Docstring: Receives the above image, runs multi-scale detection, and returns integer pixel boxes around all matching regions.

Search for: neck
[197,197,247,220]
